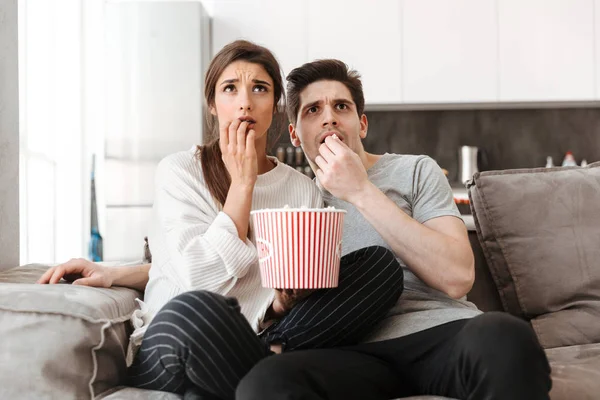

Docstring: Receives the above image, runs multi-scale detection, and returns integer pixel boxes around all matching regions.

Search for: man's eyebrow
[334,98,354,105]
[301,100,321,111]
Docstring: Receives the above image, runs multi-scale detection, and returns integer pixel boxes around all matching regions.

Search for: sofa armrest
[466,231,504,312]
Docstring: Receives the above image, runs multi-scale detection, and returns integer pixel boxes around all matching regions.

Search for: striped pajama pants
[127,246,403,400]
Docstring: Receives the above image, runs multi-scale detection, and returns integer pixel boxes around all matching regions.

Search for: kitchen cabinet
[104,1,209,261]
[211,0,308,78]
[211,0,599,106]
[306,0,403,105]
[403,0,497,103]
[498,0,595,101]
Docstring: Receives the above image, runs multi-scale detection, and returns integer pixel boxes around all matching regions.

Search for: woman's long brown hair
[197,40,285,209]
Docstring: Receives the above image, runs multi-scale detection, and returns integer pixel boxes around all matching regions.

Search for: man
[236,59,551,400]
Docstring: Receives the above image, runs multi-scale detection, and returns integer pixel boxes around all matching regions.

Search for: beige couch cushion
[468,162,600,348]
[546,343,600,400]
[98,386,183,399]
[0,264,140,400]
[97,388,455,400]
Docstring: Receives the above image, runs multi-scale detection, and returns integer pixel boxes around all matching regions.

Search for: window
[19,0,88,264]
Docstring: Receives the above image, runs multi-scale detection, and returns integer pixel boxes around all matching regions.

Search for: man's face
[289,80,368,164]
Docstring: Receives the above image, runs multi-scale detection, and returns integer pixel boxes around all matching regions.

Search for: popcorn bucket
[250,208,346,289]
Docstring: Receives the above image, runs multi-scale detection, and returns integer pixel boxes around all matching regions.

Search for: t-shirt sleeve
[411,156,462,224]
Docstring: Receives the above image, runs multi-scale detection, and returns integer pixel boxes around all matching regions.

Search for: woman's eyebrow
[253,79,271,86]
[220,78,238,86]
[220,78,272,86]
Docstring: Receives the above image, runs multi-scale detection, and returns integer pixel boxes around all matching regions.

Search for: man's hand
[37,258,114,288]
[314,134,371,203]
[270,288,316,319]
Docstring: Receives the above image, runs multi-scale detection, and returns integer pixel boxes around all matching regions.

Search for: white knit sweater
[127,147,322,365]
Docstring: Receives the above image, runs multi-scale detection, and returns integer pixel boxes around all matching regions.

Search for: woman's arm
[37,258,150,292]
[153,154,258,294]
[111,263,151,291]
[220,119,258,241]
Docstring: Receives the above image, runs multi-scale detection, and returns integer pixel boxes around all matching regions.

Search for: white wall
[0,0,20,270]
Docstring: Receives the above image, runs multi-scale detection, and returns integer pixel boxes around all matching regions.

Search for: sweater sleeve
[152,154,258,293]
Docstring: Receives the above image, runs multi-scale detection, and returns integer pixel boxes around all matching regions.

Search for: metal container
[458,146,480,184]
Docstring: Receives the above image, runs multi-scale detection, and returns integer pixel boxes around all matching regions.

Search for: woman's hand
[37,258,114,288]
[220,119,258,188]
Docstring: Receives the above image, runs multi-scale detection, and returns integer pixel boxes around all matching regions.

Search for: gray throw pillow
[468,162,600,348]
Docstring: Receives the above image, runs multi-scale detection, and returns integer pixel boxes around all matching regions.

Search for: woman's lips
[238,117,256,131]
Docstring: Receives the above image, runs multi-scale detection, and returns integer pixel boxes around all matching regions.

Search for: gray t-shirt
[319,153,482,342]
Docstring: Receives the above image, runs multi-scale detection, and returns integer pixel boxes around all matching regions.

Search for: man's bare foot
[270,343,283,354]
[272,288,317,317]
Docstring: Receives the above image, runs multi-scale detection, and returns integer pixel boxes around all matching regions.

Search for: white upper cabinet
[211,0,599,106]
[306,0,403,105]
[498,0,595,101]
[403,0,497,103]
[211,0,308,78]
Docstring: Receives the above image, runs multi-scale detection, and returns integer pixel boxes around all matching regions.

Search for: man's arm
[350,183,474,298]
[315,135,474,299]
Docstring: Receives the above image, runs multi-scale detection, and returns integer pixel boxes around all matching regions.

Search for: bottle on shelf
[295,147,304,166]
[545,156,554,168]
[561,151,578,167]
[304,166,314,179]
[286,147,294,165]
[276,147,286,163]
[89,155,104,261]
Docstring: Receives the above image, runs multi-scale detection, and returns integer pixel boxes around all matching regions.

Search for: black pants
[237,312,552,400]
[128,246,403,399]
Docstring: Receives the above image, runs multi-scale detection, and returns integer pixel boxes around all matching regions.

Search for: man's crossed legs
[237,312,552,400]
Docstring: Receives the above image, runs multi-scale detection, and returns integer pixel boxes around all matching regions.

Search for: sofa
[1,162,599,400]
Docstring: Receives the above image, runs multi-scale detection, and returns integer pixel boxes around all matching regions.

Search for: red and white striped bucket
[250,208,346,289]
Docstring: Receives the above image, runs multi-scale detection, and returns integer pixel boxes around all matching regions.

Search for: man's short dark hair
[286,59,365,125]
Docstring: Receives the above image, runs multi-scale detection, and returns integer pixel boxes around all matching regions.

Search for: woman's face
[211,60,275,143]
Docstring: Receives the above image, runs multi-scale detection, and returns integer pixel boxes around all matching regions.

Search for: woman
[38,40,403,399]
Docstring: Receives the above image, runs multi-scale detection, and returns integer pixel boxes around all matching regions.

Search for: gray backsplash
[363,108,600,182]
